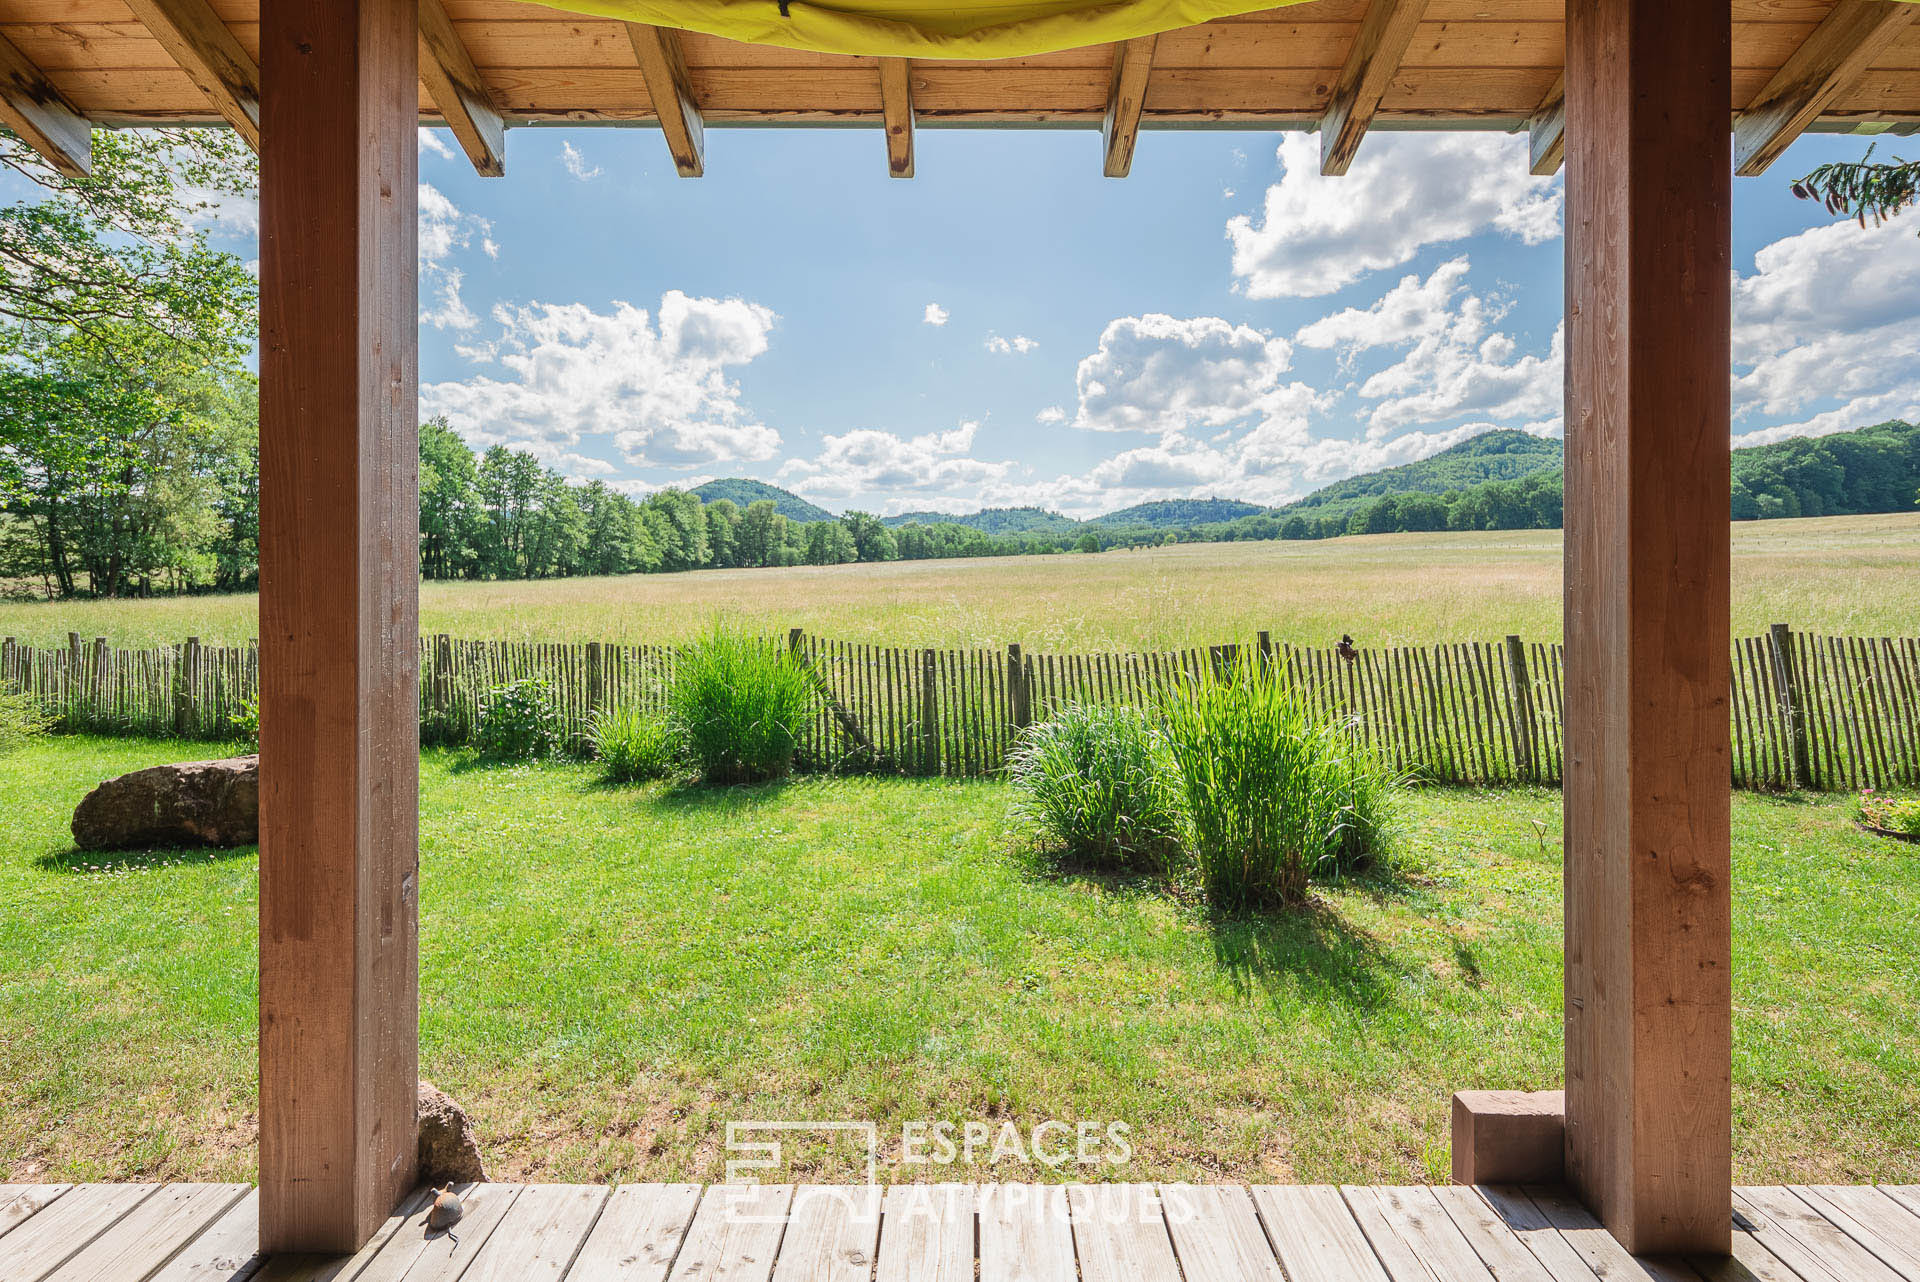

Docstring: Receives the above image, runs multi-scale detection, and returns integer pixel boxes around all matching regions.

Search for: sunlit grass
[4,735,1917,1187]
[4,513,1917,651]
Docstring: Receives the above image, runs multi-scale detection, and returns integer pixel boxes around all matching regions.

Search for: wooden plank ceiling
[2,0,1918,181]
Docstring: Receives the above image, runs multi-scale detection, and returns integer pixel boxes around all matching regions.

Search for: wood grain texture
[1160,1184,1285,1282]
[1069,1184,1183,1282]
[418,0,506,175]
[460,1184,610,1282]
[1319,0,1429,175]
[666,1185,792,1282]
[1527,72,1563,175]
[0,1187,71,1246]
[1427,1185,1563,1282]
[568,1183,702,1282]
[874,1185,973,1282]
[146,1189,265,1282]
[0,30,88,176]
[978,1185,1076,1282]
[771,1187,880,1282]
[1790,1185,1920,1279]
[1735,1188,1905,1282]
[626,22,703,176]
[1101,34,1156,176]
[0,1184,157,1282]
[257,0,421,1253]
[1562,0,1732,1255]
[39,1184,249,1282]
[1251,1185,1391,1282]
[1735,0,1917,173]
[120,0,258,145]
[879,56,913,176]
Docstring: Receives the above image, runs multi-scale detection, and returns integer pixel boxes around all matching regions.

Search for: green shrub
[594,705,679,783]
[1008,703,1184,870]
[1859,789,1920,837]
[669,630,814,784]
[1159,658,1396,908]
[229,695,259,747]
[0,689,50,758]
[476,677,562,760]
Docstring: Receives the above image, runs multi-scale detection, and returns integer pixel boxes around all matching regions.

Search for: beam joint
[627,23,704,178]
[418,0,506,176]
[122,0,260,149]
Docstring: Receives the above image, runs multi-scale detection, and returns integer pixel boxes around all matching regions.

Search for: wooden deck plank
[0,1188,73,1246]
[1884,1188,1920,1222]
[769,1186,879,1282]
[1792,1186,1920,1280]
[1469,1186,1601,1282]
[1068,1183,1182,1282]
[351,1183,524,1282]
[664,1184,792,1282]
[1251,1185,1391,1282]
[1348,1185,1497,1282]
[1737,1187,1906,1282]
[978,1184,1075,1282]
[1518,1186,1703,1282]
[147,1189,265,1282]
[566,1184,701,1282]
[459,1184,607,1282]
[248,1185,436,1282]
[1429,1185,1563,1282]
[1159,1184,1284,1282]
[43,1184,250,1282]
[875,1184,973,1282]
[0,1183,159,1282]
[1691,1224,1814,1282]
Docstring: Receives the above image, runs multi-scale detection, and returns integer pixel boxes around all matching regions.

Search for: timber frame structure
[5,0,1919,1262]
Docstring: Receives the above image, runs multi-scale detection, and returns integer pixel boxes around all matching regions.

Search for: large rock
[71,755,259,850]
[418,1080,487,1185]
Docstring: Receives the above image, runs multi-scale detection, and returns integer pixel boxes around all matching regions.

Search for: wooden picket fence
[4,626,1918,792]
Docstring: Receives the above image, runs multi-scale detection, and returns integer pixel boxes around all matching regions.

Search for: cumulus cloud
[422,291,782,469]
[1227,134,1561,299]
[1071,313,1312,436]
[923,302,949,326]
[418,182,495,331]
[561,141,602,181]
[779,421,1013,502]
[419,129,455,160]
[986,333,1039,355]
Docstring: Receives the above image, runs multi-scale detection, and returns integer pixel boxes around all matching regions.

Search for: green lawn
[3,735,1917,1187]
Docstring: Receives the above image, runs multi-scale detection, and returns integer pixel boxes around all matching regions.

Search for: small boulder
[71,755,259,850]
[418,1080,486,1185]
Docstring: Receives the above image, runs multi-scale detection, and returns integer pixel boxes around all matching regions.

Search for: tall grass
[592,706,679,783]
[1159,658,1396,907]
[1008,703,1185,870]
[670,629,815,784]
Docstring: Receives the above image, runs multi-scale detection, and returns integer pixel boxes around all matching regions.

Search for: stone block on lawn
[418,1080,487,1185]
[71,754,259,850]
[1451,1089,1564,1185]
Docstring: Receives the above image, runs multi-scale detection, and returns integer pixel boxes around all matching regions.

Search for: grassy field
[3,513,1917,652]
[5,735,1917,1187]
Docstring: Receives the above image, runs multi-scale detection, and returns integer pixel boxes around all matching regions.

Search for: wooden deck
[1,1180,1917,1281]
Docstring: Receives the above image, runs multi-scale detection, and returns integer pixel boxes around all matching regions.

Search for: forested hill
[1088,498,1267,529]
[1272,429,1561,524]
[690,478,833,523]
[882,506,1079,536]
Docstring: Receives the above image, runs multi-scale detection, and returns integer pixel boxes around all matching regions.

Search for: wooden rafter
[1735,0,1916,177]
[1320,0,1429,176]
[1101,35,1157,178]
[418,0,506,176]
[627,23,704,177]
[1528,73,1565,177]
[0,31,89,177]
[880,57,914,179]
[120,0,259,150]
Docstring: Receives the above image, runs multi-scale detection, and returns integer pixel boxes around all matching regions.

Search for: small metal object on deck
[427,1186,465,1233]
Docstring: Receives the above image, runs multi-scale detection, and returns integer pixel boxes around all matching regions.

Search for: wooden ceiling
[2,0,1918,182]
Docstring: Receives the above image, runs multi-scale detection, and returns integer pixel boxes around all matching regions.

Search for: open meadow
[4,512,1918,652]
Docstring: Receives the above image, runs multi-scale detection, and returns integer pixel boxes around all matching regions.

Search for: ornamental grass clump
[669,629,815,784]
[1008,702,1185,871]
[592,705,680,783]
[1159,658,1397,908]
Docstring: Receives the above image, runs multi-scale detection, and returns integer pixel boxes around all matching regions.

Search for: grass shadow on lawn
[35,842,257,874]
[1206,898,1402,1013]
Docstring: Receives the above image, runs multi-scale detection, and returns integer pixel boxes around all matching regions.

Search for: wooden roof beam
[419,0,506,176]
[1321,0,1429,176]
[1528,73,1565,176]
[0,32,89,178]
[880,57,913,178]
[1102,34,1157,178]
[1735,0,1916,176]
[121,0,259,150]
[627,23,704,177]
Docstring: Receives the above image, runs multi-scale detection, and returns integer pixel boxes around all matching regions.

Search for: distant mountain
[691,478,835,523]
[883,506,1079,536]
[1087,497,1267,529]
[1274,429,1561,521]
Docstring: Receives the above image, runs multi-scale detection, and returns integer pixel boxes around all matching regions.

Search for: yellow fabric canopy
[530,0,1310,60]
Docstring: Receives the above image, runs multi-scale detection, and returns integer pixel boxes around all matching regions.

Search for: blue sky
[282,125,1920,516]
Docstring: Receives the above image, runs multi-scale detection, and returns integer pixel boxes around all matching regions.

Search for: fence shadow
[35,842,256,874]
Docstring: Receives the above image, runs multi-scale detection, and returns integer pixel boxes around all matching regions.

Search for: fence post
[432,634,453,724]
[92,636,110,723]
[920,648,939,776]
[1257,630,1273,678]
[174,637,199,736]
[1767,622,1812,788]
[1008,643,1030,732]
[1,637,13,694]
[1504,634,1537,782]
[584,640,602,721]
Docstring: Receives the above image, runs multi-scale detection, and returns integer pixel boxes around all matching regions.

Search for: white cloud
[779,421,1013,502]
[561,141,602,181]
[923,302,949,326]
[1071,313,1311,436]
[418,182,494,331]
[1036,406,1068,425]
[986,333,1039,355]
[1227,133,1561,299]
[418,129,455,160]
[422,291,781,469]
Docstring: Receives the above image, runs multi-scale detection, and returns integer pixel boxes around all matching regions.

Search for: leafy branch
[1792,143,1919,230]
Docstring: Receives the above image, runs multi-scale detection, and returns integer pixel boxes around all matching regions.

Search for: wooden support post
[1563,0,1732,1255]
[1504,635,1536,782]
[879,57,914,179]
[259,0,420,1254]
[919,649,939,776]
[1008,643,1030,731]
[1767,624,1812,788]
[176,636,200,737]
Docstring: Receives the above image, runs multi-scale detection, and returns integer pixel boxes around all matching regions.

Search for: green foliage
[1793,145,1919,231]
[475,677,562,761]
[227,695,258,748]
[690,477,835,523]
[1730,421,1920,521]
[0,689,50,757]
[1088,497,1267,529]
[1158,659,1396,908]
[1858,790,1920,838]
[669,630,815,784]
[883,506,1078,537]
[593,705,680,783]
[1008,703,1185,871]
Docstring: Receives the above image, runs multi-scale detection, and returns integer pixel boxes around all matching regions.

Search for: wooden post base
[1451,1090,1565,1186]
